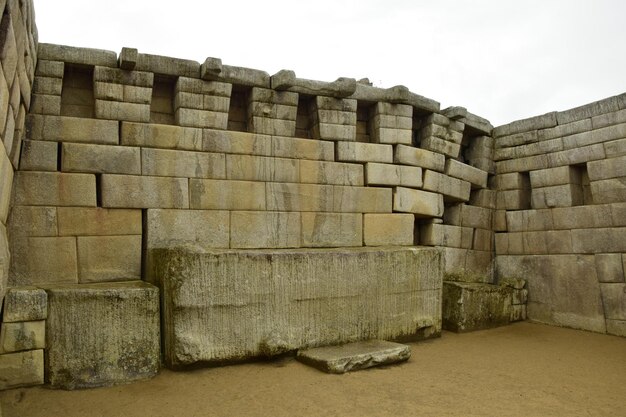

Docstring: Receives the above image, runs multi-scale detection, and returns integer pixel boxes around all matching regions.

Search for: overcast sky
[34,0,626,127]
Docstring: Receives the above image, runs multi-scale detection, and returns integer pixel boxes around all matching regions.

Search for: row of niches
[32,61,493,173]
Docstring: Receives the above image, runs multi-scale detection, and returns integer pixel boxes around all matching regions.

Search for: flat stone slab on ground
[296,340,410,374]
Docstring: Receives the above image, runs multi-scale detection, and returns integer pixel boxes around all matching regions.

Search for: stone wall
[492,96,626,336]
[0,0,37,308]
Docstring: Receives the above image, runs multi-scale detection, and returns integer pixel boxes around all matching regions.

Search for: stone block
[175,77,231,96]
[442,282,513,332]
[203,129,272,156]
[311,122,356,141]
[571,227,626,253]
[35,59,64,78]
[606,319,626,337]
[595,254,625,283]
[394,144,445,172]
[552,204,613,230]
[231,211,301,249]
[493,112,557,137]
[365,162,422,188]
[56,207,141,237]
[600,283,626,320]
[613,203,626,226]
[201,59,270,87]
[2,288,47,323]
[226,154,299,183]
[296,340,410,374]
[250,87,298,106]
[420,223,473,249]
[61,142,140,174]
[175,108,228,129]
[153,246,441,366]
[101,174,189,209]
[604,138,626,158]
[491,172,530,191]
[76,235,142,283]
[531,184,583,209]
[265,182,333,212]
[589,178,626,204]
[136,53,200,78]
[314,109,356,126]
[393,187,444,217]
[444,204,492,230]
[142,148,225,179]
[121,122,203,151]
[19,140,57,171]
[7,206,58,239]
[190,179,266,210]
[0,150,13,222]
[118,47,138,70]
[271,136,334,161]
[248,117,296,136]
[505,209,554,232]
[496,189,531,210]
[0,320,45,353]
[492,210,507,232]
[529,166,582,189]
[333,186,392,213]
[94,100,151,122]
[557,96,620,125]
[592,108,626,130]
[363,213,414,246]
[442,247,494,283]
[0,349,44,390]
[420,123,463,143]
[495,154,549,174]
[174,92,230,112]
[314,96,357,112]
[421,136,461,158]
[38,43,117,67]
[371,127,412,145]
[93,66,153,87]
[12,172,96,207]
[547,143,606,167]
[9,236,78,286]
[45,281,160,389]
[335,142,392,163]
[445,159,488,189]
[587,155,626,181]
[301,212,362,247]
[300,160,363,186]
[422,170,470,203]
[30,93,61,115]
[26,114,119,144]
[496,255,606,332]
[473,229,494,252]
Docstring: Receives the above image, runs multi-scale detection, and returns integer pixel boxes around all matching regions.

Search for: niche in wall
[356,101,374,142]
[150,76,175,125]
[60,64,94,118]
[227,86,250,132]
[295,95,313,139]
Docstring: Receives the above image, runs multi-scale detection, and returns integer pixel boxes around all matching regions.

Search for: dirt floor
[1,322,625,417]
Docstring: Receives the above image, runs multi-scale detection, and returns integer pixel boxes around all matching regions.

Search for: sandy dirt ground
[1,322,625,417]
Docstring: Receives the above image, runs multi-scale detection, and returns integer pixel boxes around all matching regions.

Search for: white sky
[34,0,626,126]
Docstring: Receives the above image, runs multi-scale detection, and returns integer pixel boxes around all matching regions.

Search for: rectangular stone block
[442,282,513,332]
[121,122,203,151]
[231,211,301,249]
[57,207,141,236]
[600,283,626,320]
[423,170,471,202]
[314,96,357,112]
[496,189,531,210]
[495,154,549,174]
[26,114,119,144]
[493,210,508,232]
[45,281,160,389]
[153,246,441,367]
[333,186,392,213]
[420,123,463,143]
[175,77,231,96]
[9,236,78,286]
[587,155,626,181]
[420,136,461,158]
[312,122,356,141]
[271,136,334,161]
[19,140,57,171]
[248,117,296,137]
[0,349,44,389]
[314,109,356,126]
[38,43,117,67]
[266,182,333,212]
[445,159,488,189]
[336,141,392,163]
[371,127,412,145]
[0,320,45,353]
[363,214,414,246]
[76,236,142,283]
[595,254,625,283]
[12,172,96,207]
[30,93,61,115]
[174,92,230,112]
[142,148,225,179]
[468,189,497,210]
[589,178,626,204]
[93,66,154,87]
[552,204,613,230]
[101,174,189,209]
[190,179,266,210]
[301,213,362,247]
[420,223,473,249]
[203,129,272,156]
[547,143,606,167]
[493,112,557,137]
[136,54,200,78]
[2,288,47,323]
[394,144,445,172]
[531,184,583,209]
[226,154,299,183]
[571,227,626,253]
[300,160,363,186]
[94,100,150,122]
[393,187,444,218]
[365,162,422,188]
[505,209,554,232]
[175,108,228,129]
[604,138,626,158]
[443,204,492,230]
[529,166,582,189]
[61,142,140,174]
[0,147,12,223]
[606,319,626,337]
[557,96,620,125]
[491,172,530,191]
[473,228,494,252]
[35,59,64,78]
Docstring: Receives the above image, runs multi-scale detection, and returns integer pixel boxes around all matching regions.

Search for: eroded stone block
[0,320,45,353]
[0,349,44,390]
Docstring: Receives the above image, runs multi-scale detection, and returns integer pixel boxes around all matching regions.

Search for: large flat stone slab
[296,340,410,374]
[44,281,160,389]
[152,247,442,368]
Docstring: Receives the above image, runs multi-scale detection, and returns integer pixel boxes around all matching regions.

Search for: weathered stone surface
[118,47,138,70]
[442,281,513,332]
[30,93,61,115]
[142,148,225,179]
[35,59,64,78]
[0,320,45,353]
[2,287,47,322]
[442,248,494,283]
[76,235,142,282]
[496,255,606,332]
[19,140,57,171]
[301,213,362,247]
[9,236,78,286]
[590,178,626,204]
[299,160,363,186]
[12,172,96,207]
[271,70,356,98]
[272,136,334,161]
[38,43,117,67]
[600,283,626,320]
[231,211,300,249]
[587,155,626,181]
[595,254,625,283]
[529,166,582,188]
[394,145,445,172]
[422,170,471,202]
[296,340,410,374]
[121,122,203,151]
[45,281,160,389]
[496,189,531,210]
[312,122,356,142]
[101,174,189,209]
[393,187,444,217]
[531,184,583,209]
[443,204,492,230]
[349,83,439,113]
[0,146,13,223]
[201,58,270,87]
[62,142,141,174]
[57,207,141,236]
[226,154,299,183]
[0,349,44,390]
[493,112,557,138]
[445,159,488,189]
[27,114,119,144]
[265,182,332,212]
[421,136,461,158]
[571,227,626,253]
[556,96,620,125]
[336,142,392,163]
[551,204,613,230]
[95,100,151,122]
[365,162,422,188]
[153,246,442,367]
[420,223,473,249]
[203,129,272,156]
[136,53,200,78]
[190,179,266,210]
[332,186,392,213]
[175,108,228,130]
[363,214,414,246]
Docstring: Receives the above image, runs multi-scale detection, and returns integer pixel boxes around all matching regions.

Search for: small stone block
[0,349,44,389]
[0,320,45,353]
[119,47,138,70]
[2,288,48,322]
[296,340,410,374]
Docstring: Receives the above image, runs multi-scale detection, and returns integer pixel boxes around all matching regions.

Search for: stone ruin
[0,0,624,395]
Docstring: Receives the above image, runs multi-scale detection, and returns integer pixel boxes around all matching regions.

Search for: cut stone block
[136,53,200,78]
[57,207,141,236]
[0,148,12,223]
[9,236,78,286]
[444,159,488,189]
[442,281,513,332]
[265,182,333,212]
[36,60,64,78]
[529,166,582,188]
[0,320,45,353]
[26,114,119,144]
[587,155,626,181]
[45,281,160,389]
[2,287,47,323]
[231,211,301,249]
[296,340,410,374]
[571,227,626,254]
[371,127,412,145]
[595,254,625,283]
[226,154,299,183]
[142,148,225,179]
[203,129,272,156]
[121,122,203,151]
[443,204,492,230]
[94,100,150,122]
[492,111,557,137]
[422,170,471,202]
[332,186,392,213]
[496,189,531,210]
[271,136,334,161]
[394,144,445,172]
[365,163,422,188]
[38,43,117,67]
[76,235,142,282]
[175,108,228,130]
[531,184,583,209]
[393,187,444,218]
[590,178,626,204]
[363,214,414,246]
[301,212,362,247]
[600,283,626,320]
[420,223,473,249]
[190,179,266,210]
[336,142,393,163]
[420,136,461,158]
[491,172,530,191]
[19,140,58,171]
[62,142,141,174]
[30,93,61,115]
[153,246,442,367]
[311,122,356,141]
[442,247,494,283]
[101,174,189,209]
[299,160,363,186]
[12,172,96,207]
[0,349,44,390]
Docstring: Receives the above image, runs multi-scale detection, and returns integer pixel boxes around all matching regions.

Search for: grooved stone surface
[153,247,442,368]
[296,340,411,374]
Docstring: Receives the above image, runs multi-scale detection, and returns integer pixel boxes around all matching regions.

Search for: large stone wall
[0,0,37,310]
[492,96,626,336]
